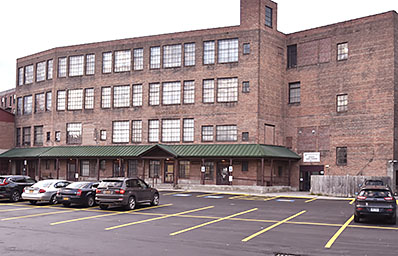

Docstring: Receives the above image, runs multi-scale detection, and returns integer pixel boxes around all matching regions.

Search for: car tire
[29,200,37,205]
[99,204,108,210]
[125,196,136,210]
[85,196,95,207]
[150,193,159,206]
[10,190,21,202]
[354,215,360,223]
[62,202,71,207]
[49,195,58,205]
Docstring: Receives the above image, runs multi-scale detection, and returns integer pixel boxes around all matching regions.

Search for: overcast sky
[0,0,397,92]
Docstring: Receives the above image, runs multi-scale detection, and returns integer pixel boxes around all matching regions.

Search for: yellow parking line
[264,196,279,201]
[196,193,221,198]
[325,215,354,249]
[2,209,78,221]
[242,210,306,242]
[170,208,258,236]
[349,199,355,205]
[105,206,214,231]
[50,204,172,225]
[228,194,250,200]
[162,191,190,196]
[305,198,317,203]
[0,207,32,212]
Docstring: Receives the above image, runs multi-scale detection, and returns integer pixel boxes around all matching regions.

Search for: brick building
[0,88,16,114]
[0,108,14,174]
[0,0,397,191]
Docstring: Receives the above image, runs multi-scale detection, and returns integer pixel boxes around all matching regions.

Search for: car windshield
[66,182,91,189]
[32,180,54,188]
[98,181,123,188]
[359,189,392,198]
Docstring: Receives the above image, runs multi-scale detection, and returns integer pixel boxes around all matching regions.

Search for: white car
[22,179,70,205]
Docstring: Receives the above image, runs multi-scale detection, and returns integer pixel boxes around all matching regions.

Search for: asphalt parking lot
[1,191,397,256]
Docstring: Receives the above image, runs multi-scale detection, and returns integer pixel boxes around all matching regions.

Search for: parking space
[1,192,397,256]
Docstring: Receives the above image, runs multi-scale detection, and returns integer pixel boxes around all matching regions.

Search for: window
[34,126,43,146]
[149,83,160,106]
[113,85,130,108]
[184,43,195,66]
[25,65,33,84]
[102,52,112,73]
[163,81,181,105]
[203,79,215,103]
[23,95,32,115]
[183,81,195,104]
[69,55,84,76]
[58,57,67,77]
[265,6,273,27]
[23,127,31,146]
[287,44,297,68]
[18,67,24,85]
[17,97,22,115]
[242,81,250,93]
[46,132,50,142]
[66,123,82,144]
[132,120,142,143]
[57,90,66,111]
[36,61,46,82]
[150,46,161,69]
[337,94,348,112]
[100,160,106,170]
[47,59,53,79]
[337,42,348,61]
[112,121,129,143]
[128,160,138,177]
[35,93,45,113]
[217,77,238,102]
[162,119,180,142]
[149,160,160,178]
[86,54,95,75]
[148,120,159,142]
[179,161,190,179]
[81,160,90,176]
[242,132,249,141]
[114,50,131,72]
[46,92,52,111]
[216,125,237,141]
[201,126,213,142]
[203,41,215,64]
[289,82,300,104]
[55,131,61,142]
[336,147,347,166]
[101,87,111,108]
[68,89,83,110]
[16,128,21,146]
[183,119,194,142]
[163,44,181,68]
[243,43,250,55]
[100,130,107,141]
[132,84,143,107]
[218,39,238,63]
[204,161,214,180]
[84,88,94,109]
[133,48,143,70]
[242,161,249,172]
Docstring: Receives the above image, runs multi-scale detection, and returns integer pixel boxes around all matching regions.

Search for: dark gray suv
[0,175,36,202]
[95,178,159,210]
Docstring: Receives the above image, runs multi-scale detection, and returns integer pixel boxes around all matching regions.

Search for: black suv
[354,185,397,224]
[0,175,37,202]
[95,178,159,210]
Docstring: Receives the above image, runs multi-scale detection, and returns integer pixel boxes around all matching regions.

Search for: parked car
[57,181,99,207]
[354,185,397,224]
[0,175,36,202]
[22,179,71,205]
[95,178,159,210]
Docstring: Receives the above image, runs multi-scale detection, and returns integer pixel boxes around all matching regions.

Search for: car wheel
[125,196,136,210]
[99,204,108,210]
[29,200,37,205]
[49,195,58,205]
[62,202,71,207]
[354,214,360,223]
[85,196,95,207]
[10,190,21,202]
[151,193,159,206]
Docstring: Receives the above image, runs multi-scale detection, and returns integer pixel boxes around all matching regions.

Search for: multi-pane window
[100,130,107,141]
[114,50,131,72]
[217,77,238,102]
[162,119,180,142]
[337,42,348,61]
[102,52,112,73]
[150,46,161,69]
[101,87,111,109]
[47,59,53,79]
[18,67,24,85]
[66,123,82,144]
[149,83,160,106]
[132,84,143,107]
[216,125,237,141]
[163,81,181,105]
[23,95,32,115]
[204,161,214,180]
[23,127,31,146]
[69,55,84,76]
[163,44,181,68]
[25,65,34,84]
[265,6,273,27]
[243,43,250,55]
[148,120,159,142]
[17,97,22,115]
[337,94,348,112]
[128,160,138,177]
[16,128,21,146]
[133,48,144,71]
[112,121,129,143]
[242,81,250,93]
[113,85,130,108]
[46,92,52,111]
[179,161,190,179]
[55,131,61,142]
[132,120,142,143]
[85,54,95,75]
[57,90,66,111]
[183,118,194,142]
[84,88,94,109]
[149,160,160,178]
[58,57,67,77]
[201,126,213,142]
[68,89,83,110]
[183,81,195,104]
[289,82,300,104]
[35,93,45,113]
[34,126,43,146]
[81,160,90,176]
[36,61,46,82]
[184,43,195,66]
[336,147,347,166]
[218,39,238,63]
[287,44,297,68]
[203,41,215,65]
[203,79,215,103]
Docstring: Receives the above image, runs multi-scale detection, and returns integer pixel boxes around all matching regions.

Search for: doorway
[67,161,76,181]
[299,165,324,191]
[216,162,230,185]
[164,162,174,183]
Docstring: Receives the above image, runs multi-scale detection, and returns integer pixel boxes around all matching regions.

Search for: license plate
[29,190,33,193]
[370,208,379,212]
[105,191,111,194]
[63,197,69,200]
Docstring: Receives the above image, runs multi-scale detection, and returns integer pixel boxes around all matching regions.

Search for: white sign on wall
[303,152,320,162]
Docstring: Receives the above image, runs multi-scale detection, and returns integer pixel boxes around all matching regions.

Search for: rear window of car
[32,180,54,188]
[98,181,123,188]
[67,182,91,189]
[359,189,392,198]
[0,177,8,183]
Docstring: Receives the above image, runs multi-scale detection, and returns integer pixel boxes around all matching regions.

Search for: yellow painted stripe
[305,198,317,203]
[2,209,78,221]
[228,194,249,200]
[196,193,221,198]
[264,196,280,201]
[349,199,355,205]
[170,208,257,236]
[0,207,31,212]
[106,206,214,230]
[162,191,190,196]
[50,204,172,225]
[242,210,306,242]
[325,215,354,249]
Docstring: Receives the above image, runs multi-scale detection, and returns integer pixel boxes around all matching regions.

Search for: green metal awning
[0,147,52,158]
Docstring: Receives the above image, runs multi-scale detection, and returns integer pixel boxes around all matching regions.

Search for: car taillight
[387,209,393,212]
[384,197,394,201]
[96,189,101,194]
[39,189,46,193]
[356,207,363,210]
[115,189,125,194]
[357,196,366,200]
[0,181,9,186]
[76,189,82,196]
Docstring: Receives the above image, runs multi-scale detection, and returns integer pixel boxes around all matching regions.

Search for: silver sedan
[22,179,71,205]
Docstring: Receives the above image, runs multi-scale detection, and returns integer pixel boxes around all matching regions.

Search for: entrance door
[67,162,76,181]
[164,162,174,183]
[28,161,36,179]
[299,165,324,191]
[216,163,230,185]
